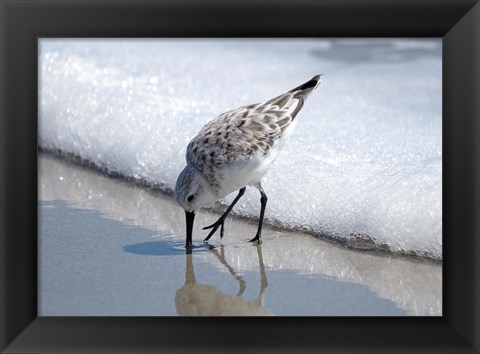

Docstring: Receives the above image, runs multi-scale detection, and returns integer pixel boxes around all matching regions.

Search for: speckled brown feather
[186,75,321,173]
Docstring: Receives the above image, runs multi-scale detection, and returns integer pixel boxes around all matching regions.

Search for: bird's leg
[203,187,246,241]
[250,185,267,244]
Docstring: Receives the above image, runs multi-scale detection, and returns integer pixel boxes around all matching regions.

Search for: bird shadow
[123,237,270,315]
[122,239,213,256]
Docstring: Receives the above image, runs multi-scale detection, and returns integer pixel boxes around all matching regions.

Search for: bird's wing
[186,75,321,170]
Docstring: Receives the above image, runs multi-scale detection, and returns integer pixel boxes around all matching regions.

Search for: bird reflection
[175,244,270,316]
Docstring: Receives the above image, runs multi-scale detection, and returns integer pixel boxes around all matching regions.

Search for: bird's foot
[185,243,193,254]
[203,218,225,241]
[249,235,262,244]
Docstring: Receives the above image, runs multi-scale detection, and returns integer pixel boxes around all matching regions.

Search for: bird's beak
[185,211,195,248]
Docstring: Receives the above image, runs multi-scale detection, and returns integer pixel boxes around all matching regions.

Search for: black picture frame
[1,0,479,353]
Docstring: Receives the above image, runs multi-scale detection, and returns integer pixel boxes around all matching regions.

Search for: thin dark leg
[250,187,267,243]
[203,187,246,241]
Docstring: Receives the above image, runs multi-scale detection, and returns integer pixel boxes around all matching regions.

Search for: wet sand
[38,154,442,316]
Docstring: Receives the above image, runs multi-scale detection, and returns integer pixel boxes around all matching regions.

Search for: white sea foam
[39,39,442,259]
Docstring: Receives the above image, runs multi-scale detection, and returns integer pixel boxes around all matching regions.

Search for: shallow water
[39,38,442,259]
[40,199,410,316]
[39,155,442,316]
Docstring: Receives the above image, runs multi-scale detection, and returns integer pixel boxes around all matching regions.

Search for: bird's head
[175,165,217,248]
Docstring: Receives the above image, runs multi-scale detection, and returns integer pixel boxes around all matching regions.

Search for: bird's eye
[187,195,194,202]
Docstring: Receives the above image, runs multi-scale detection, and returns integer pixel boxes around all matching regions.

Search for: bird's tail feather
[264,75,322,120]
[289,74,322,98]
[285,74,322,120]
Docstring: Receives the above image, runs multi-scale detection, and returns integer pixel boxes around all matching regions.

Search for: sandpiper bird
[175,75,322,248]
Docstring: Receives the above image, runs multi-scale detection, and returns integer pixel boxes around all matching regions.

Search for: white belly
[216,120,297,197]
[220,151,276,194]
